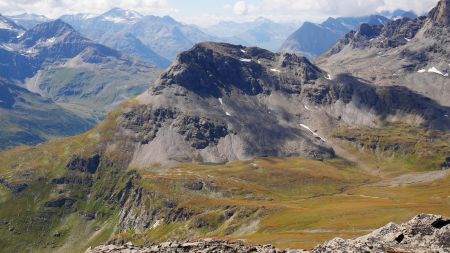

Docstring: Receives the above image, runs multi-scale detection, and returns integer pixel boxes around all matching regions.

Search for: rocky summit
[124,42,336,164]
[87,214,450,253]
[120,41,448,165]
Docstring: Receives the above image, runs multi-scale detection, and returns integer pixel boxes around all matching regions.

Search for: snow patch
[240,58,252,63]
[325,73,332,80]
[427,67,448,77]
[225,112,232,116]
[300,124,326,142]
[304,104,310,111]
[270,68,281,73]
[218,98,223,105]
[24,48,36,54]
[45,37,56,44]
[151,219,163,229]
[102,16,128,23]
[418,67,448,77]
[405,37,411,42]
[240,49,246,53]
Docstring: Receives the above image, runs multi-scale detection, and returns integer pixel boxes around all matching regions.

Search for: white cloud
[233,1,249,16]
[0,0,441,26]
[258,0,438,18]
[0,0,173,18]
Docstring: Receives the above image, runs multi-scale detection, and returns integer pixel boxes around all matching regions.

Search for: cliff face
[86,214,450,253]
[430,0,450,26]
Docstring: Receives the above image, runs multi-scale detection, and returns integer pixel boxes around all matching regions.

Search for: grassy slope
[0,81,95,151]
[37,65,160,119]
[0,114,448,251]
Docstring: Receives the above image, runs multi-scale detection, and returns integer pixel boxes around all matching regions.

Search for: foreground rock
[86,214,450,253]
[313,214,450,253]
[86,240,306,253]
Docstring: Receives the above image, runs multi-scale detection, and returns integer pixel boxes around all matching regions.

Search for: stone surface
[86,240,307,253]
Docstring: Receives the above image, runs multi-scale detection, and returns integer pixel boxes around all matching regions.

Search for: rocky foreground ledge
[86,214,450,253]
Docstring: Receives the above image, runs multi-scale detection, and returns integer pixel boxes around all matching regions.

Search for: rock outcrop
[430,0,450,26]
[86,214,450,253]
[126,42,337,165]
[86,240,306,253]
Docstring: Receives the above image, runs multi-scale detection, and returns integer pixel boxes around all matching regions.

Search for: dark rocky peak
[280,53,323,81]
[357,23,383,38]
[367,16,426,49]
[327,15,427,55]
[330,23,382,50]
[153,42,325,97]
[19,19,82,47]
[429,0,450,25]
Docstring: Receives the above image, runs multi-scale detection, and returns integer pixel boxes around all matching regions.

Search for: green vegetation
[333,124,450,174]
[38,66,158,119]
[0,119,448,251]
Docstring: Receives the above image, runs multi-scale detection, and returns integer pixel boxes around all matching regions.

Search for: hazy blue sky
[0,0,440,26]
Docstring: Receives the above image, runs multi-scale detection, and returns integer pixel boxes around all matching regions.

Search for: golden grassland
[130,156,450,249]
[0,116,448,251]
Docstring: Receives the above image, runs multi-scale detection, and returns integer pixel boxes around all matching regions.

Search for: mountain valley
[0,1,448,252]
[0,16,161,150]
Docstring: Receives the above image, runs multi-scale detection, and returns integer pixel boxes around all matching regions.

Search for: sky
[0,0,440,26]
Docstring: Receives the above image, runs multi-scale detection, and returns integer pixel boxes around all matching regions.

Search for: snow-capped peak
[101,8,143,23]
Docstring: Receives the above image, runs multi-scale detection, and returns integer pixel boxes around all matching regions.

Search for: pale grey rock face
[86,214,449,253]
[123,42,336,165]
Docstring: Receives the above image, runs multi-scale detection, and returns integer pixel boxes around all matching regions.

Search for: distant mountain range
[279,15,393,58]
[6,8,419,63]
[280,11,418,58]
[6,13,50,29]
[205,17,298,52]
[60,8,217,65]
[0,16,160,150]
